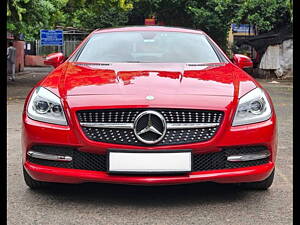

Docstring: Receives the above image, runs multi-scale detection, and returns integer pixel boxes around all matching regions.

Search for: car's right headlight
[232,88,272,126]
[27,87,68,125]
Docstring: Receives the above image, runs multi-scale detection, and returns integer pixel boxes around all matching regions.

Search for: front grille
[82,127,218,146]
[28,145,270,172]
[77,109,224,146]
[77,109,223,124]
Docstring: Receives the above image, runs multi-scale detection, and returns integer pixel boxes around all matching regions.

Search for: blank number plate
[108,151,192,173]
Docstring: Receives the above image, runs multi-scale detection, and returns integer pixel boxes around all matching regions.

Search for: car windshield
[76,31,221,63]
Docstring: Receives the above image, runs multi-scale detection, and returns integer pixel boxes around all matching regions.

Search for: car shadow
[26,182,264,207]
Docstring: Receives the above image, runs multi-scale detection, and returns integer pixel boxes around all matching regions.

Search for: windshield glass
[76,31,221,63]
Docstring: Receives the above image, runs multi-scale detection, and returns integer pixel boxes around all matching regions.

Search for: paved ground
[7,67,293,225]
[7,67,53,100]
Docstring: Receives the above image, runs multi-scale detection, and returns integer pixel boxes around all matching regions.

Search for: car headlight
[27,87,68,125]
[232,88,272,126]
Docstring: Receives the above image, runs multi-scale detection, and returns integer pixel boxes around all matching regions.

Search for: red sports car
[22,26,277,189]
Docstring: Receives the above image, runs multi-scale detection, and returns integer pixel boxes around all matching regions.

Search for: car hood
[41,62,256,98]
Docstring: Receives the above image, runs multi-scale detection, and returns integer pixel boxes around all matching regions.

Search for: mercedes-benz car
[22,26,277,189]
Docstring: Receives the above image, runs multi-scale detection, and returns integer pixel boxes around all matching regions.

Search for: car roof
[93,26,205,35]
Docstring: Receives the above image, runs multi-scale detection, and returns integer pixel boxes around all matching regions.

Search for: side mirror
[44,52,65,68]
[233,54,253,69]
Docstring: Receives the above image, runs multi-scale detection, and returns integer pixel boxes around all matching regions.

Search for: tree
[7,0,68,40]
[128,0,162,25]
[7,0,292,46]
[7,0,30,33]
[7,0,135,40]
[62,0,135,30]
[186,0,240,51]
[128,0,240,50]
[233,0,292,33]
[128,0,292,51]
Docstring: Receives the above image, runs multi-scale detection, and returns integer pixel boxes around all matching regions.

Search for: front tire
[240,169,275,190]
[23,167,49,189]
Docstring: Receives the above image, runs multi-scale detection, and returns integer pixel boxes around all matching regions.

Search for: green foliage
[63,0,135,29]
[7,0,292,46]
[128,0,292,51]
[7,0,134,40]
[129,0,240,50]
[233,0,292,33]
[286,0,293,23]
[7,0,30,20]
[7,0,68,40]
[186,0,241,51]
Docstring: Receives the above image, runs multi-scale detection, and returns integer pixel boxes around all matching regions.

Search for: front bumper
[22,113,277,185]
[24,161,274,185]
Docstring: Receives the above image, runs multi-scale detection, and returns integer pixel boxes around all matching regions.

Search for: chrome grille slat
[80,122,220,129]
[166,123,220,129]
[80,122,134,129]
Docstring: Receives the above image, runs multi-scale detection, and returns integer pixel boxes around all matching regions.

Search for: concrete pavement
[7,67,53,100]
[7,67,293,225]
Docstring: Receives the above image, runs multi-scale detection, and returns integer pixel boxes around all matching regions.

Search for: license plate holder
[108,150,192,174]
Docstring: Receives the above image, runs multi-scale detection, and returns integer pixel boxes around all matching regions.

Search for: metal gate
[36,40,82,57]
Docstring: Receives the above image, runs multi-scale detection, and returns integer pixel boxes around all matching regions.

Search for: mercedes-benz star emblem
[133,111,166,144]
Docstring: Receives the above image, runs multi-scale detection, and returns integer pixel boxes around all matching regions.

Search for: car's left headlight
[232,88,272,126]
[27,87,68,125]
